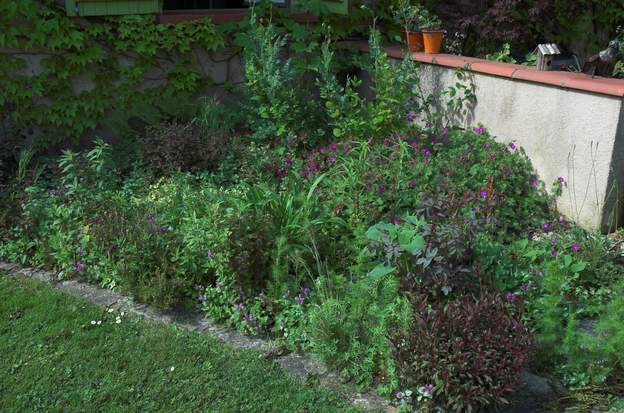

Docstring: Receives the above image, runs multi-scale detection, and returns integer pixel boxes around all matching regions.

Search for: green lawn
[0,274,359,413]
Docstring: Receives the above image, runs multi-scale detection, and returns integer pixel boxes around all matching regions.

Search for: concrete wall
[416,63,624,231]
[372,52,624,232]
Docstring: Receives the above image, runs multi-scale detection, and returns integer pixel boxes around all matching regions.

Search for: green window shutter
[65,0,162,17]
[321,0,348,14]
[290,0,348,15]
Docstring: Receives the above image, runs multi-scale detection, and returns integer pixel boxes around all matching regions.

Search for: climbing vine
[0,0,224,147]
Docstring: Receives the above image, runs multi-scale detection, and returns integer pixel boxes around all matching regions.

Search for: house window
[163,0,288,10]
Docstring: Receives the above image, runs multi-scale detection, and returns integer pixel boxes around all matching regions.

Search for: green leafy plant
[486,43,517,64]
[392,0,424,32]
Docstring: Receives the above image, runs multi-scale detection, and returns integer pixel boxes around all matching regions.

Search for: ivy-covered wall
[0,0,234,150]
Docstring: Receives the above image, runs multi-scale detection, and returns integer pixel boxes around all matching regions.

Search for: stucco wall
[351,47,621,232]
[415,63,624,231]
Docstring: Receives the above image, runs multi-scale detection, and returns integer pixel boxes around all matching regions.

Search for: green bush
[308,276,411,393]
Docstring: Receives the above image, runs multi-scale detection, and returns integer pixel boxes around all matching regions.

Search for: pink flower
[75,261,85,273]
[506,292,518,303]
[473,127,484,134]
[329,142,338,151]
[558,176,567,186]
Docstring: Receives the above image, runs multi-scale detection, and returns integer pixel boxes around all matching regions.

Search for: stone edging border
[0,262,394,413]
[340,41,624,98]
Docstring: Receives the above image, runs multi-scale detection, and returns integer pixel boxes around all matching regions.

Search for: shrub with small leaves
[140,120,227,174]
[391,292,533,412]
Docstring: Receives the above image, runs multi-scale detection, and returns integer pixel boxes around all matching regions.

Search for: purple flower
[484,142,492,148]
[285,159,293,167]
[473,127,484,134]
[529,177,538,187]
[406,111,416,122]
[423,384,435,395]
[235,303,245,312]
[244,313,254,322]
[441,137,449,143]
[520,282,531,292]
[207,249,214,258]
[479,188,489,198]
[506,292,519,303]
[302,287,311,295]
[440,129,449,135]
[541,223,551,232]
[508,142,517,152]
[409,140,418,149]
[197,294,208,302]
[396,392,404,399]
[329,142,338,151]
[194,284,204,291]
[378,185,385,195]
[392,216,402,225]
[570,242,581,252]
[558,176,567,186]
[328,156,337,164]
[409,179,417,189]
[75,260,85,273]
[383,138,391,146]
[295,294,305,305]
[422,148,431,157]
[320,147,328,154]
[550,249,558,257]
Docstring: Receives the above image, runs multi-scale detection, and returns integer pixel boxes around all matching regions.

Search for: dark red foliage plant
[391,292,534,411]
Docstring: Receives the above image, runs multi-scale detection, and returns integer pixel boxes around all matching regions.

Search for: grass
[0,274,360,413]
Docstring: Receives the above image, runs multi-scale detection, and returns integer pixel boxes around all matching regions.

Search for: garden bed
[2,13,624,413]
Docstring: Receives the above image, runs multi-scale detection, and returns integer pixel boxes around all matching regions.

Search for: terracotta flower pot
[405,30,424,53]
[422,31,444,54]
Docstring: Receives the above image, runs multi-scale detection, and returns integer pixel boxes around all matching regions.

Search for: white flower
[97,320,102,325]
[116,319,121,324]
[170,366,175,372]
[108,308,114,313]
[120,312,125,316]
[90,320,96,325]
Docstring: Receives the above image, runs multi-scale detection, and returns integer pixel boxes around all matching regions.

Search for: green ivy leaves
[0,0,224,146]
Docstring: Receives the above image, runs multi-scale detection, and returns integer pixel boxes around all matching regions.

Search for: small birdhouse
[536,44,561,71]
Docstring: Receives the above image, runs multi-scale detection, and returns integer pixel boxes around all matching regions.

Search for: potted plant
[392,0,425,53]
[420,10,444,54]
